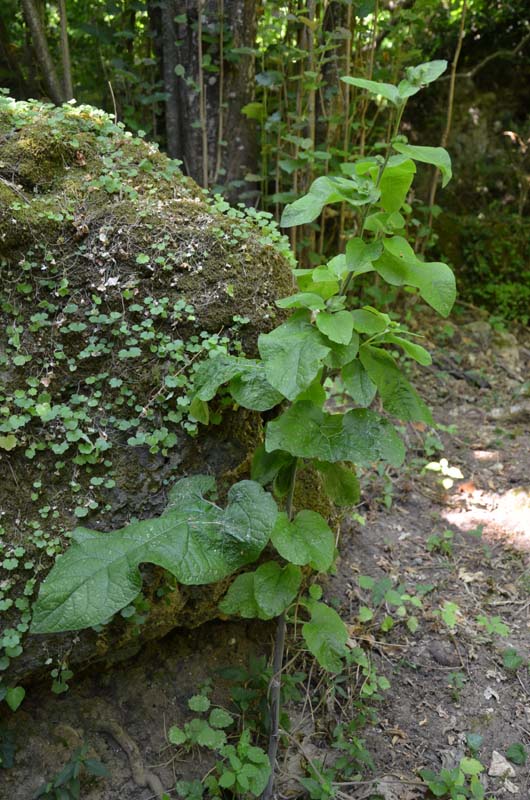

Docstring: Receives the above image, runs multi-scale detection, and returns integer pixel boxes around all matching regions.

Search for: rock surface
[0,96,297,685]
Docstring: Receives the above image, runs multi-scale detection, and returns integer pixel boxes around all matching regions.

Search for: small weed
[420,756,486,799]
[33,745,108,799]
[427,529,455,557]
[448,671,467,703]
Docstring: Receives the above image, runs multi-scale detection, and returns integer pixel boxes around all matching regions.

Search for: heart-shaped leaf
[31,477,277,633]
[271,511,335,571]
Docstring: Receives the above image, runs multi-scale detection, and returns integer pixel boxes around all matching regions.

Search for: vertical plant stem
[307,0,317,255]
[420,0,467,253]
[338,1,353,249]
[262,86,269,209]
[197,0,209,188]
[359,0,379,157]
[213,0,224,185]
[262,458,298,800]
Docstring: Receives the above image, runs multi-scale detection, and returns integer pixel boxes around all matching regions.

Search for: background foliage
[2,0,529,321]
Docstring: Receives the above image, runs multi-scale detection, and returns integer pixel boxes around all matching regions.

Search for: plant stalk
[262,458,298,800]
[419,0,467,254]
[263,95,408,800]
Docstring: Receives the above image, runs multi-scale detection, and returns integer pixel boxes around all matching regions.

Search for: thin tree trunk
[58,0,73,99]
[158,0,256,192]
[159,0,181,159]
[21,0,65,104]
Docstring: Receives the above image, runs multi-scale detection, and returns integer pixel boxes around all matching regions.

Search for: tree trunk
[152,0,257,194]
[159,0,181,160]
[58,0,73,99]
[21,0,65,104]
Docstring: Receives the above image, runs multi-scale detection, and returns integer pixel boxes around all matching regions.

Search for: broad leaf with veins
[31,477,277,634]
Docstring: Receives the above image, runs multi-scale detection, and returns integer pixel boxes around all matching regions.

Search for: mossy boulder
[0,96,298,686]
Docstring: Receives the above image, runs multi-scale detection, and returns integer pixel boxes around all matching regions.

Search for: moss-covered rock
[0,96,295,686]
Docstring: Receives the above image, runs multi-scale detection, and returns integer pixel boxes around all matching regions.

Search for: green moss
[0,95,296,684]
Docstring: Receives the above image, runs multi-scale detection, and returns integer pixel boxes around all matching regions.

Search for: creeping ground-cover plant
[31,61,455,796]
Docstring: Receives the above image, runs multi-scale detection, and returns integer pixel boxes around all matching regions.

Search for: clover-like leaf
[209,708,234,729]
[188,694,211,713]
[31,477,277,633]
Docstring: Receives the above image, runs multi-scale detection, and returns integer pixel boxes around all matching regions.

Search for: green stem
[262,458,298,800]
[339,104,406,299]
[262,100,408,800]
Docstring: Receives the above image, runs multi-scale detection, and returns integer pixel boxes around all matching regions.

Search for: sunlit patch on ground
[443,484,530,552]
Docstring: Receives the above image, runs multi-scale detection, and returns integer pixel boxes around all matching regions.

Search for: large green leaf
[280,192,324,227]
[295,268,339,299]
[193,355,246,400]
[218,572,261,619]
[341,76,401,106]
[265,401,405,467]
[323,336,360,369]
[373,236,456,317]
[359,345,433,424]
[316,311,354,344]
[364,210,405,234]
[403,60,447,88]
[342,359,377,407]
[374,157,416,212]
[229,371,283,412]
[193,354,282,412]
[351,307,388,335]
[258,311,330,401]
[276,292,326,310]
[392,142,452,187]
[343,238,382,276]
[281,174,380,227]
[251,445,294,486]
[314,461,360,507]
[31,477,278,633]
[219,561,301,620]
[271,511,335,572]
[384,334,432,366]
[253,562,302,618]
[302,599,348,672]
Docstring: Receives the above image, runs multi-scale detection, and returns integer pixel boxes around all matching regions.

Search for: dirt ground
[1,310,529,800]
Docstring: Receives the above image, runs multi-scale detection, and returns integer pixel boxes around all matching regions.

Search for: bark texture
[154,0,258,192]
[21,0,65,104]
